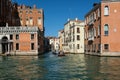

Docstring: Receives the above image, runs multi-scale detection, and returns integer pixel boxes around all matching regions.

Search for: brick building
[85,0,120,56]
[0,26,42,55]
[17,5,44,35]
[0,1,44,55]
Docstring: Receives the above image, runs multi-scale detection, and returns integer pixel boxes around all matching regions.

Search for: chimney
[93,3,98,7]
[67,18,70,22]
[22,4,26,9]
[75,18,78,21]
[33,5,36,9]
[6,23,8,27]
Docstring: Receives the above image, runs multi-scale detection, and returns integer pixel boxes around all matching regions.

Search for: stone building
[49,37,59,51]
[84,0,120,56]
[61,18,85,53]
[58,30,64,51]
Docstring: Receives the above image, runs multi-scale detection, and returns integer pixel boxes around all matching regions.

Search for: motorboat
[58,51,65,56]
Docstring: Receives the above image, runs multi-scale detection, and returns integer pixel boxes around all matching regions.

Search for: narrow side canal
[0,52,120,80]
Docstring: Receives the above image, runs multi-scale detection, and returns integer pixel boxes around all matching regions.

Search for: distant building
[84,0,120,56]
[49,37,59,51]
[44,37,51,52]
[58,30,64,51]
[61,18,85,53]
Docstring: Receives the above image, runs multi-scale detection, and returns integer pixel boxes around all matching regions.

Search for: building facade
[17,5,44,35]
[62,18,85,53]
[85,0,120,56]
[49,37,59,51]
[0,1,44,55]
[58,30,64,51]
[0,26,42,55]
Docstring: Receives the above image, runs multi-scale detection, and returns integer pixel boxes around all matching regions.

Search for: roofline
[85,3,101,18]
[64,19,84,26]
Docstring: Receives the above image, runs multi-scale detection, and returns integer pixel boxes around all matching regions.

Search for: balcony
[0,26,38,34]
[88,36,94,41]
[88,20,94,26]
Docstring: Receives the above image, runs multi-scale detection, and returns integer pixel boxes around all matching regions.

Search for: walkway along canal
[0,52,120,80]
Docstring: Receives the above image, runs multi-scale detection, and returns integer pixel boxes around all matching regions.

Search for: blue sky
[13,0,100,37]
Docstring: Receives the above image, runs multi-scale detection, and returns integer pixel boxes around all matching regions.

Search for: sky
[13,0,100,37]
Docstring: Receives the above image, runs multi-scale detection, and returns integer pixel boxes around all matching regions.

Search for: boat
[58,51,65,56]
[52,50,59,55]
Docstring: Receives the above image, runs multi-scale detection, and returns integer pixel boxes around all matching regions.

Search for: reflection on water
[0,52,120,80]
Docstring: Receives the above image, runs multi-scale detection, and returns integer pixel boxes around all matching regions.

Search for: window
[77,35,80,40]
[94,12,96,20]
[104,6,109,16]
[38,11,41,14]
[98,9,100,17]
[30,17,33,25]
[19,11,22,14]
[104,44,109,50]
[16,43,19,50]
[29,10,32,14]
[20,18,23,25]
[77,28,80,33]
[16,34,19,40]
[77,44,79,49]
[10,35,13,40]
[26,18,29,25]
[38,17,42,25]
[26,11,28,14]
[31,34,34,39]
[73,35,75,41]
[104,24,109,36]
[98,44,101,51]
[98,25,100,36]
[94,28,96,37]
[31,43,34,50]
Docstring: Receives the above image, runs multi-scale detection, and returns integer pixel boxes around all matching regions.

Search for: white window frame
[104,6,109,16]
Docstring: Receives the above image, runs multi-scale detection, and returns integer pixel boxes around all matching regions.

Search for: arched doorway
[1,36,8,54]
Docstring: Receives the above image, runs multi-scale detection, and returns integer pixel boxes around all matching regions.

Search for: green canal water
[0,52,120,80]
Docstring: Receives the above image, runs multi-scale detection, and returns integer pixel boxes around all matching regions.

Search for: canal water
[0,52,120,80]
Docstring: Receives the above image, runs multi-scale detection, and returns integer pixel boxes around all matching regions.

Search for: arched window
[104,24,109,36]
[104,6,109,15]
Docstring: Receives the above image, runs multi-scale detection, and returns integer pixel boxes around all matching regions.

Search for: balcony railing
[88,36,94,41]
[88,20,94,26]
[0,39,13,43]
[0,26,38,34]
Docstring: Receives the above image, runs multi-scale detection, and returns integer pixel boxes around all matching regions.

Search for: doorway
[1,36,8,54]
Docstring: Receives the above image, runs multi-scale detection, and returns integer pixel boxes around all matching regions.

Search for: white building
[49,37,59,51]
[62,18,85,53]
